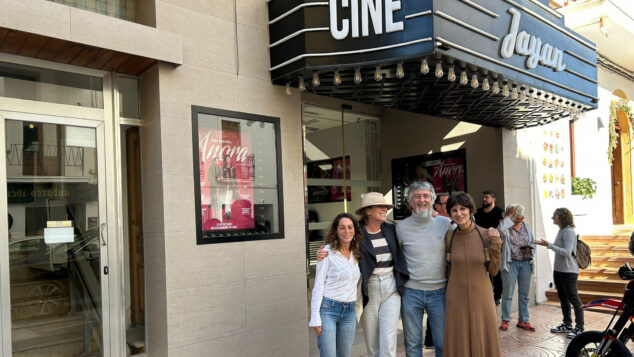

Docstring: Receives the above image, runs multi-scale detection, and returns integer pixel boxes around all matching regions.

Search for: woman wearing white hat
[318,192,409,357]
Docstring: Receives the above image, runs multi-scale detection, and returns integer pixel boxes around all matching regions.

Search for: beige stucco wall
[138,1,308,356]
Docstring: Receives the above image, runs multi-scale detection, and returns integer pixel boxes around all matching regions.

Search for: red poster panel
[391,149,467,220]
[198,128,254,231]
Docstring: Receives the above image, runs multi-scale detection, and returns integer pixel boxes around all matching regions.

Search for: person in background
[497,204,536,332]
[433,193,449,218]
[628,230,634,256]
[397,182,451,357]
[536,208,585,339]
[316,192,409,357]
[474,190,505,304]
[309,213,362,357]
[444,192,502,357]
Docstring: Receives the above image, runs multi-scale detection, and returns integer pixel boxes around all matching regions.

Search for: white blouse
[309,245,360,327]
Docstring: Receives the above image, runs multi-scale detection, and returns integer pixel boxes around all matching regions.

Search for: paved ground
[309,304,634,356]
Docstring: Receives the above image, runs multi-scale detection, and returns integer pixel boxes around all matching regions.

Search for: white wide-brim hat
[355,192,393,215]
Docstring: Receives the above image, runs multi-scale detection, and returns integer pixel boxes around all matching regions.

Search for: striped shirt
[368,230,394,275]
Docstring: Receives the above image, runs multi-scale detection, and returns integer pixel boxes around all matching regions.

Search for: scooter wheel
[566,330,632,357]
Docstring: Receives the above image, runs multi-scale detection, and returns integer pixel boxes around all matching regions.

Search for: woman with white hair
[497,204,536,331]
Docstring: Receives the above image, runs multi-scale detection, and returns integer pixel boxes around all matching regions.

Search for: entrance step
[12,313,84,341]
[12,314,85,356]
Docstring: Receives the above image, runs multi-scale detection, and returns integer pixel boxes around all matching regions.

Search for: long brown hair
[325,213,362,261]
[554,208,575,229]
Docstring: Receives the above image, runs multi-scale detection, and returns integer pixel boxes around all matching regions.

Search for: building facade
[0,0,618,356]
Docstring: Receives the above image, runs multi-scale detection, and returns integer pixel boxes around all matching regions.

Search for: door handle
[100,222,107,246]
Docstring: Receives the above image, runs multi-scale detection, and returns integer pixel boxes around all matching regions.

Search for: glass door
[302,105,381,265]
[2,117,108,357]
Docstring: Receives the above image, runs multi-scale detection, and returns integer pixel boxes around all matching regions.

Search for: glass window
[192,106,284,244]
[118,76,139,119]
[0,61,103,108]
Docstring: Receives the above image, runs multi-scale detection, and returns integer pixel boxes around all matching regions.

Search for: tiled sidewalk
[309,304,634,356]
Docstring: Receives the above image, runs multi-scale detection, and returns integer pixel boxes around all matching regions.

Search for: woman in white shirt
[309,212,362,357]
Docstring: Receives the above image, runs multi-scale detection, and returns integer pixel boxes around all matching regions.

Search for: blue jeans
[317,297,357,357]
[501,260,532,322]
[401,287,446,357]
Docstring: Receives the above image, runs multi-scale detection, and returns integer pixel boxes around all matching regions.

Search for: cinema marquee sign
[268,0,597,108]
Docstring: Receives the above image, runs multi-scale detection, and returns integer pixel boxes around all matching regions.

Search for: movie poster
[391,149,467,219]
[306,156,351,203]
[198,127,255,231]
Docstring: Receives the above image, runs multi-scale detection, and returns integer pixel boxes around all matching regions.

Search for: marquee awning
[268,0,598,129]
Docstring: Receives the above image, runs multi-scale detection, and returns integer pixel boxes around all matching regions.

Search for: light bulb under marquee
[460,70,468,85]
[435,62,443,78]
[298,76,306,91]
[470,74,478,88]
[482,78,490,91]
[447,66,456,81]
[492,81,500,94]
[511,86,519,99]
[502,84,510,97]
[420,58,429,74]
[396,62,405,79]
[285,82,292,95]
[354,68,362,84]
[334,69,342,86]
[375,66,383,82]
[312,72,320,87]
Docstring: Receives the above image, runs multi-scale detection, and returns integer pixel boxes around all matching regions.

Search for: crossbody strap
[447,225,490,268]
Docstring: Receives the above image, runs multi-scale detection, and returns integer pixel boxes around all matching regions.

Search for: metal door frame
[0,54,125,356]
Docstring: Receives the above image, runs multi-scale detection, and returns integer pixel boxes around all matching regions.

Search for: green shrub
[571,177,597,199]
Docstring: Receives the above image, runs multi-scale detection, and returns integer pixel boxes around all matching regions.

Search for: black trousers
[491,271,503,301]
[553,271,584,329]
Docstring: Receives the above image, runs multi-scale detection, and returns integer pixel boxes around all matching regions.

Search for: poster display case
[192,106,284,244]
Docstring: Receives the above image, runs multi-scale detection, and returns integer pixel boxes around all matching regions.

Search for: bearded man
[474,190,505,304]
[396,181,451,357]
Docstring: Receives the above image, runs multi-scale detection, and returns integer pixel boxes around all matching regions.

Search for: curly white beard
[412,205,432,219]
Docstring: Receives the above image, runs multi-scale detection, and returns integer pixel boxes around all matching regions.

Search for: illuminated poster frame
[192,106,284,244]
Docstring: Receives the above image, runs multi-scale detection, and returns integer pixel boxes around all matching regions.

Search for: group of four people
[310,182,584,357]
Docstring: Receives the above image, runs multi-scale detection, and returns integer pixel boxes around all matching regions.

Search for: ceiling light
[447,66,456,81]
[420,58,429,74]
[482,77,490,91]
[375,65,383,82]
[599,17,608,38]
[460,70,468,85]
[435,62,443,78]
[333,69,342,86]
[470,74,479,89]
[502,83,510,97]
[396,62,405,79]
[492,80,500,94]
[354,68,362,84]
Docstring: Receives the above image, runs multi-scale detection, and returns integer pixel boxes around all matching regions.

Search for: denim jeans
[401,287,446,357]
[501,260,532,322]
[317,297,357,357]
[361,273,401,357]
[553,271,584,329]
